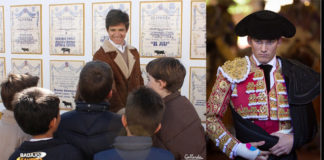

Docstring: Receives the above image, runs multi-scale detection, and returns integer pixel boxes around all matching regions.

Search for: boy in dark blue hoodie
[9,87,84,160]
[55,61,123,159]
[94,87,174,160]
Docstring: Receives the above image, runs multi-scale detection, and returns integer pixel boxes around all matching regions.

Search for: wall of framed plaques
[0,0,206,122]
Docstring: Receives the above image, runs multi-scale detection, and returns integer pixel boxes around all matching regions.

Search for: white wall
[0,0,206,116]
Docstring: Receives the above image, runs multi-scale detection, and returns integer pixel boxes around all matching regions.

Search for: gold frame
[11,58,43,87]
[0,57,6,103]
[10,4,42,55]
[92,1,132,55]
[190,0,206,60]
[139,1,182,58]
[189,66,206,122]
[49,3,85,56]
[49,60,85,111]
[0,6,5,53]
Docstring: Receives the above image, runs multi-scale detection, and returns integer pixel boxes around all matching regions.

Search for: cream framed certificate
[0,6,4,53]
[11,5,42,54]
[140,64,148,85]
[49,3,84,56]
[0,57,6,102]
[190,1,206,59]
[50,60,84,110]
[92,2,131,54]
[189,67,206,122]
[11,58,43,87]
[140,1,182,58]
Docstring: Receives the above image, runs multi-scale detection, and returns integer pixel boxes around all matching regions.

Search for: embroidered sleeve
[206,71,239,159]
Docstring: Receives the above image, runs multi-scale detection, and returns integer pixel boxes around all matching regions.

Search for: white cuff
[235,143,260,160]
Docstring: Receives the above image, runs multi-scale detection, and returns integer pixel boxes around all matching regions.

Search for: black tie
[259,64,272,92]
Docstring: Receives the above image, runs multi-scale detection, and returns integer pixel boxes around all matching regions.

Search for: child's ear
[121,114,127,128]
[107,90,113,99]
[49,117,57,129]
[154,123,162,133]
[158,80,167,89]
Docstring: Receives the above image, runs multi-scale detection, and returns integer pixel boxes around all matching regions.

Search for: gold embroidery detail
[269,89,276,100]
[248,94,257,105]
[257,92,267,103]
[232,85,238,96]
[278,108,290,119]
[279,121,292,130]
[256,80,265,91]
[246,82,255,91]
[276,83,286,93]
[258,105,268,116]
[225,140,236,156]
[207,73,231,115]
[221,57,248,81]
[275,72,284,81]
[270,109,278,119]
[253,69,263,79]
[278,95,288,106]
[219,134,231,150]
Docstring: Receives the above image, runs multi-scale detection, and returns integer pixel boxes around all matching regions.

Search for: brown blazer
[93,40,144,113]
[153,92,206,160]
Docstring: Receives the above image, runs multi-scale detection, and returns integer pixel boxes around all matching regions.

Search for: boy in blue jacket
[9,87,84,160]
[94,86,174,160]
[55,61,123,159]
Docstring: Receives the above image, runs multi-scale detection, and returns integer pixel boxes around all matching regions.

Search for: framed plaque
[11,58,42,87]
[189,67,206,122]
[50,60,84,110]
[140,1,182,58]
[11,5,42,54]
[49,3,84,56]
[92,2,131,54]
[0,57,6,102]
[190,1,206,59]
[0,6,4,53]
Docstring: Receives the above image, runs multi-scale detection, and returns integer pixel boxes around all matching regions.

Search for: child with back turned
[0,73,38,160]
[9,87,84,160]
[94,86,174,160]
[146,57,206,160]
[55,61,123,159]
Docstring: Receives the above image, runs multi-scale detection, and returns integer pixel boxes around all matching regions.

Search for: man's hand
[250,141,270,160]
[269,132,294,156]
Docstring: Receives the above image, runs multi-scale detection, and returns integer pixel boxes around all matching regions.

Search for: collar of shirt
[30,137,53,142]
[252,54,277,88]
[252,54,277,73]
[108,38,127,53]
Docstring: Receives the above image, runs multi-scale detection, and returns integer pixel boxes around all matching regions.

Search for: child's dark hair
[105,9,129,30]
[146,57,186,92]
[76,61,113,103]
[12,87,60,135]
[1,73,39,110]
[125,86,165,136]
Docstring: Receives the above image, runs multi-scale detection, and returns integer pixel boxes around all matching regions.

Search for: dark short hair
[12,87,60,136]
[146,57,186,92]
[1,73,39,110]
[125,87,164,136]
[76,61,113,103]
[105,9,129,30]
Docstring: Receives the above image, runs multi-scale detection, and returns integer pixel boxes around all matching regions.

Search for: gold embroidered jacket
[206,56,292,158]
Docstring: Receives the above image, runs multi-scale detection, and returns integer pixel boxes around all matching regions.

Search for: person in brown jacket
[146,57,206,160]
[93,9,143,113]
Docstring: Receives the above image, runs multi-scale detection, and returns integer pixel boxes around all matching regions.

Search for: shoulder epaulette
[218,56,251,83]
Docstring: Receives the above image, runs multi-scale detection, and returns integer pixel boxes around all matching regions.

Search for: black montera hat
[235,10,296,39]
